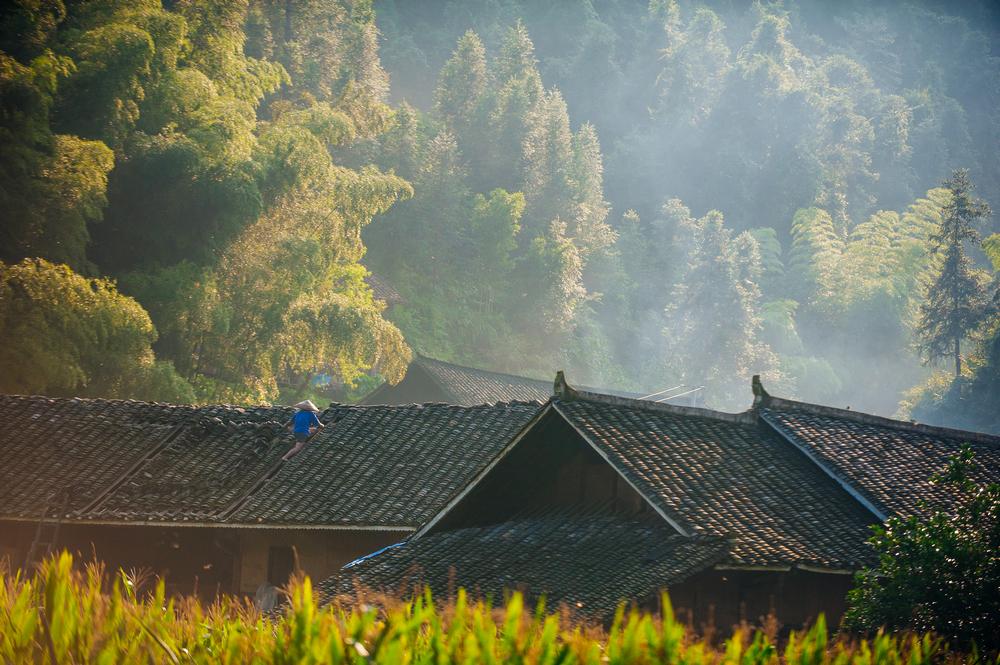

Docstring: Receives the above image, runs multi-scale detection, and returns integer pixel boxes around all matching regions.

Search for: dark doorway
[267,545,296,586]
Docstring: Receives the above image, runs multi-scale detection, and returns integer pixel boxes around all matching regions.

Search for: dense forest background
[1,0,998,432]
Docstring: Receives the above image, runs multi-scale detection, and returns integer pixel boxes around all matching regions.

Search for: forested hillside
[1,0,998,429]
[1,0,413,404]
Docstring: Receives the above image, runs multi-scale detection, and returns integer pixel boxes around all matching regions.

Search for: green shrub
[843,448,1000,652]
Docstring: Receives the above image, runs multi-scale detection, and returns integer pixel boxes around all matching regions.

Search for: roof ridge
[415,354,552,386]
[0,393,296,415]
[0,393,202,410]
[758,393,1000,446]
[554,372,757,425]
[338,399,545,410]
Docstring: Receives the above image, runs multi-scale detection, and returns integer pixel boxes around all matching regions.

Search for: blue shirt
[293,410,320,434]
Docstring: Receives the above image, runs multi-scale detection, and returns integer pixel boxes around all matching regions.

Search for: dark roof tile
[232,401,540,526]
[552,396,878,569]
[760,399,1000,519]
[0,395,540,526]
[415,356,553,405]
[319,508,727,621]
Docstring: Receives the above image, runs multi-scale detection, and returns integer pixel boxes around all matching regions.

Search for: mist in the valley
[361,0,1000,421]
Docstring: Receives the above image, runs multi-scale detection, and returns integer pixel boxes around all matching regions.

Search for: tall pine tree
[918,169,992,376]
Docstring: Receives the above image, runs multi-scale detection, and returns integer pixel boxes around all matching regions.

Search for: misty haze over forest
[1,0,999,432]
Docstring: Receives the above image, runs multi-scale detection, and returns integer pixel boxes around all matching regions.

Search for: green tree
[653,6,729,128]
[32,135,115,269]
[53,1,185,149]
[484,22,543,191]
[843,448,1000,651]
[184,109,414,403]
[92,131,261,271]
[518,219,588,343]
[0,48,119,272]
[0,258,191,401]
[0,0,66,61]
[495,19,536,83]
[176,0,284,109]
[918,170,992,376]
[247,0,389,135]
[522,89,574,236]
[433,30,487,134]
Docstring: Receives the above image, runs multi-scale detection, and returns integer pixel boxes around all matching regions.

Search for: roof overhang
[550,401,692,537]
[413,401,692,540]
[714,562,856,575]
[413,402,555,539]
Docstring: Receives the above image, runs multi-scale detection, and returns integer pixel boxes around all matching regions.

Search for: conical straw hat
[293,399,320,412]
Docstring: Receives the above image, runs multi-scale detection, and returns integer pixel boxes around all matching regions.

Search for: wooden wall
[0,520,404,599]
[431,410,653,532]
[663,567,855,633]
[235,529,403,594]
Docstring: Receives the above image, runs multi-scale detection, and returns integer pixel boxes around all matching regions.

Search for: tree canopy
[1,0,998,421]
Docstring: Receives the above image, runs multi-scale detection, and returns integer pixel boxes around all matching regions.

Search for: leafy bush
[843,448,1000,651]
[0,552,978,664]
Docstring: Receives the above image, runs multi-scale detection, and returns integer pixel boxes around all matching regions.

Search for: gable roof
[319,506,728,620]
[0,394,540,527]
[231,401,541,527]
[364,355,655,407]
[547,391,878,570]
[298,374,1000,614]
[407,374,1000,575]
[757,393,1000,520]
[409,356,554,405]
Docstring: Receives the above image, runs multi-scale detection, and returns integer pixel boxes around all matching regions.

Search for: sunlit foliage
[0,0,411,403]
[0,259,192,402]
[0,552,970,663]
[844,448,1000,651]
[2,0,998,416]
[917,170,993,376]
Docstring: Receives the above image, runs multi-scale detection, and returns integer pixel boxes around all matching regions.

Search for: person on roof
[283,400,324,460]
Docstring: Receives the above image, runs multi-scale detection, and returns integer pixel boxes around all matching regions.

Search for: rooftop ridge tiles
[333,399,545,411]
[554,373,756,425]
[0,393,291,416]
[0,393,541,419]
[758,393,1000,446]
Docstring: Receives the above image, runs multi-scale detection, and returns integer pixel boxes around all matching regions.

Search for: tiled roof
[414,356,553,405]
[319,508,728,621]
[0,394,294,521]
[410,357,645,406]
[0,395,540,526]
[86,406,293,522]
[364,272,403,306]
[232,401,541,526]
[550,393,878,569]
[0,395,186,518]
[759,396,1000,519]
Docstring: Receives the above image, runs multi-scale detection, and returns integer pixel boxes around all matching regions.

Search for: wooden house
[0,395,538,598]
[321,374,1000,628]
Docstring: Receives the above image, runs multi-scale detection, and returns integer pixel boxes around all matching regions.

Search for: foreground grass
[0,553,990,664]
